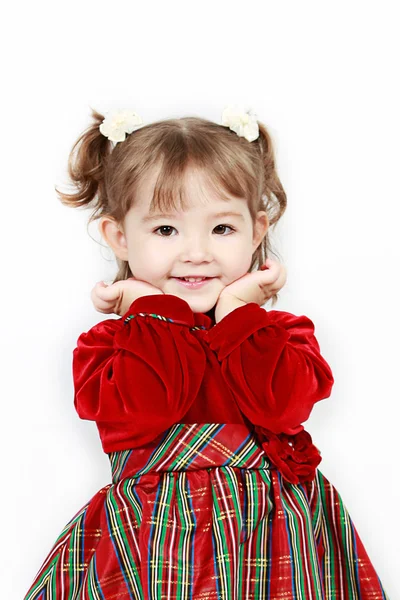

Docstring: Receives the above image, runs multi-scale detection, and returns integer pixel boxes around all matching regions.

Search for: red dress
[23,294,390,599]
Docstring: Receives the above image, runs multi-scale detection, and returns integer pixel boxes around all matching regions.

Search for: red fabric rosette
[253,425,322,484]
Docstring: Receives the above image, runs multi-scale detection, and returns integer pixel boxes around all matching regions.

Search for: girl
[24,105,389,599]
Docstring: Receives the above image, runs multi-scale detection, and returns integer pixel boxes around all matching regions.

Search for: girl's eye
[153,224,236,237]
[153,226,176,237]
[214,224,236,235]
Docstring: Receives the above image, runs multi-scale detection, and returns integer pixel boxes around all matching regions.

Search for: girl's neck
[204,304,216,324]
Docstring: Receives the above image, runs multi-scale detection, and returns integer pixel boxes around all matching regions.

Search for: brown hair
[56,107,287,307]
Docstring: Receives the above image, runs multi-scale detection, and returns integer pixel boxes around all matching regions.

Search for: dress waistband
[108,423,273,484]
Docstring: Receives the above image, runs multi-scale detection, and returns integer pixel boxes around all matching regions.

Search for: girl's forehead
[129,163,250,223]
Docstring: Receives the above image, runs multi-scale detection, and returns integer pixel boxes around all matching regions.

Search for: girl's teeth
[183,277,206,282]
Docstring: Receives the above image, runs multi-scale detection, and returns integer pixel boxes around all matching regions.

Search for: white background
[1,1,398,597]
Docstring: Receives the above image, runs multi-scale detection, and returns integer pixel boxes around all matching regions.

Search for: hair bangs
[147,129,259,216]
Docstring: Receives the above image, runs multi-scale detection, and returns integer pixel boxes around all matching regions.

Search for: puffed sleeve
[205,303,334,435]
[72,294,207,452]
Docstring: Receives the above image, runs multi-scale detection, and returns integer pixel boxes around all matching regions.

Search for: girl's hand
[218,258,287,306]
[91,277,164,317]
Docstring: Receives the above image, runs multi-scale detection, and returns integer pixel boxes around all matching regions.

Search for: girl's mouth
[172,277,214,289]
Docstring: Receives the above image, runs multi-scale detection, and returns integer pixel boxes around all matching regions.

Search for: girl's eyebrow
[141,210,245,223]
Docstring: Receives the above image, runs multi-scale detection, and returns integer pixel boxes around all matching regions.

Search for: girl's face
[101,166,269,314]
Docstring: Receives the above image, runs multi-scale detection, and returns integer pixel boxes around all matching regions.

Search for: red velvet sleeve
[72,294,207,452]
[205,303,334,435]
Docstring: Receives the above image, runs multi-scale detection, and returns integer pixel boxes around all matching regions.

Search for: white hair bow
[98,105,259,144]
[99,109,144,143]
[221,105,259,142]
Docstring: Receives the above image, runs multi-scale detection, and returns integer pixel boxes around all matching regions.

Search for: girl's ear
[252,211,269,250]
[98,217,129,261]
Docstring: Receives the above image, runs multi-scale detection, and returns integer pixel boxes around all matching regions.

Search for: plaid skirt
[23,423,389,599]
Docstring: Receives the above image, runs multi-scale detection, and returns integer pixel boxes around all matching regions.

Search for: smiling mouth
[174,277,213,280]
[171,277,215,288]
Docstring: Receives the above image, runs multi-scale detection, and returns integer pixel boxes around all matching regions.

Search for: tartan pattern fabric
[24,423,389,599]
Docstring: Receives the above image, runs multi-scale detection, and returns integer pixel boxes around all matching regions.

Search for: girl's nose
[181,237,212,262]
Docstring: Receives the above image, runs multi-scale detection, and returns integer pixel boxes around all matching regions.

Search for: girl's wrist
[215,295,246,323]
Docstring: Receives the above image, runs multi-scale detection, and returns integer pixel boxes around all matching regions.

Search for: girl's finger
[96,280,113,287]
[91,284,119,305]
[260,258,275,271]
[259,262,279,281]
[95,287,119,300]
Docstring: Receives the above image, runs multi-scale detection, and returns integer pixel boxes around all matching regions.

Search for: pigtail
[55,107,111,212]
[250,122,288,308]
[257,122,287,227]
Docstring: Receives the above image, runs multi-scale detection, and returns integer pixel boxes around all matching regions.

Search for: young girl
[24,105,389,599]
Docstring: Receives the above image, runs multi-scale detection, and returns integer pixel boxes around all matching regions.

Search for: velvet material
[206,301,335,435]
[73,294,334,453]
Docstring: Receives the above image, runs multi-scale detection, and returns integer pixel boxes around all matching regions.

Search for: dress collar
[125,294,215,330]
